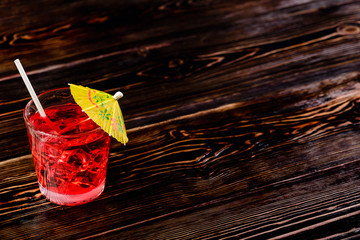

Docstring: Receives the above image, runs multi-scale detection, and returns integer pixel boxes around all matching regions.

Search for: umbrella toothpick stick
[14,59,46,118]
[113,91,123,100]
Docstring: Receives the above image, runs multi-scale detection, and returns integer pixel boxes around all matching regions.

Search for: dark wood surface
[1,0,360,239]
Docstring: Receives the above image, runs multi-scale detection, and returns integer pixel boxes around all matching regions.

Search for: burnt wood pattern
[1,0,360,239]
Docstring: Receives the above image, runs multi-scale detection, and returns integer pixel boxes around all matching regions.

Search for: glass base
[39,180,105,206]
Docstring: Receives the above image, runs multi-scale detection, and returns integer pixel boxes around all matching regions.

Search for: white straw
[14,59,46,117]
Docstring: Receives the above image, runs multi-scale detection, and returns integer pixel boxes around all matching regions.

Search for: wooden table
[1,0,360,239]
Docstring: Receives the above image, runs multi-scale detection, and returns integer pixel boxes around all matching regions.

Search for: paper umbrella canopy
[69,84,128,144]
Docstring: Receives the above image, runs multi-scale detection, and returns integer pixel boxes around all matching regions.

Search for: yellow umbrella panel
[69,84,128,144]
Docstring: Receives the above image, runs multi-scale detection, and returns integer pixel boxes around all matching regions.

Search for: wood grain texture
[1,0,360,239]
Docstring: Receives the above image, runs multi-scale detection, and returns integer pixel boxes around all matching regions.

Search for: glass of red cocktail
[24,88,111,206]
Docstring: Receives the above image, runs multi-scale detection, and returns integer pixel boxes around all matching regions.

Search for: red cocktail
[24,88,110,206]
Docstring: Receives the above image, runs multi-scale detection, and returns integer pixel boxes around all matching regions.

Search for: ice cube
[67,153,83,169]
[58,149,77,164]
[78,119,97,132]
[43,144,62,165]
[88,149,100,163]
[62,149,91,171]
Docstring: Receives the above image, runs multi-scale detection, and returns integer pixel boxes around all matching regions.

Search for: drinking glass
[24,88,110,206]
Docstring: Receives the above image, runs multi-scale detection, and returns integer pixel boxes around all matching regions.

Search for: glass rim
[23,87,103,137]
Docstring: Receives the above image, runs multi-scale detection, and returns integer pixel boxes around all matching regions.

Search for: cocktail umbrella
[69,84,128,144]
